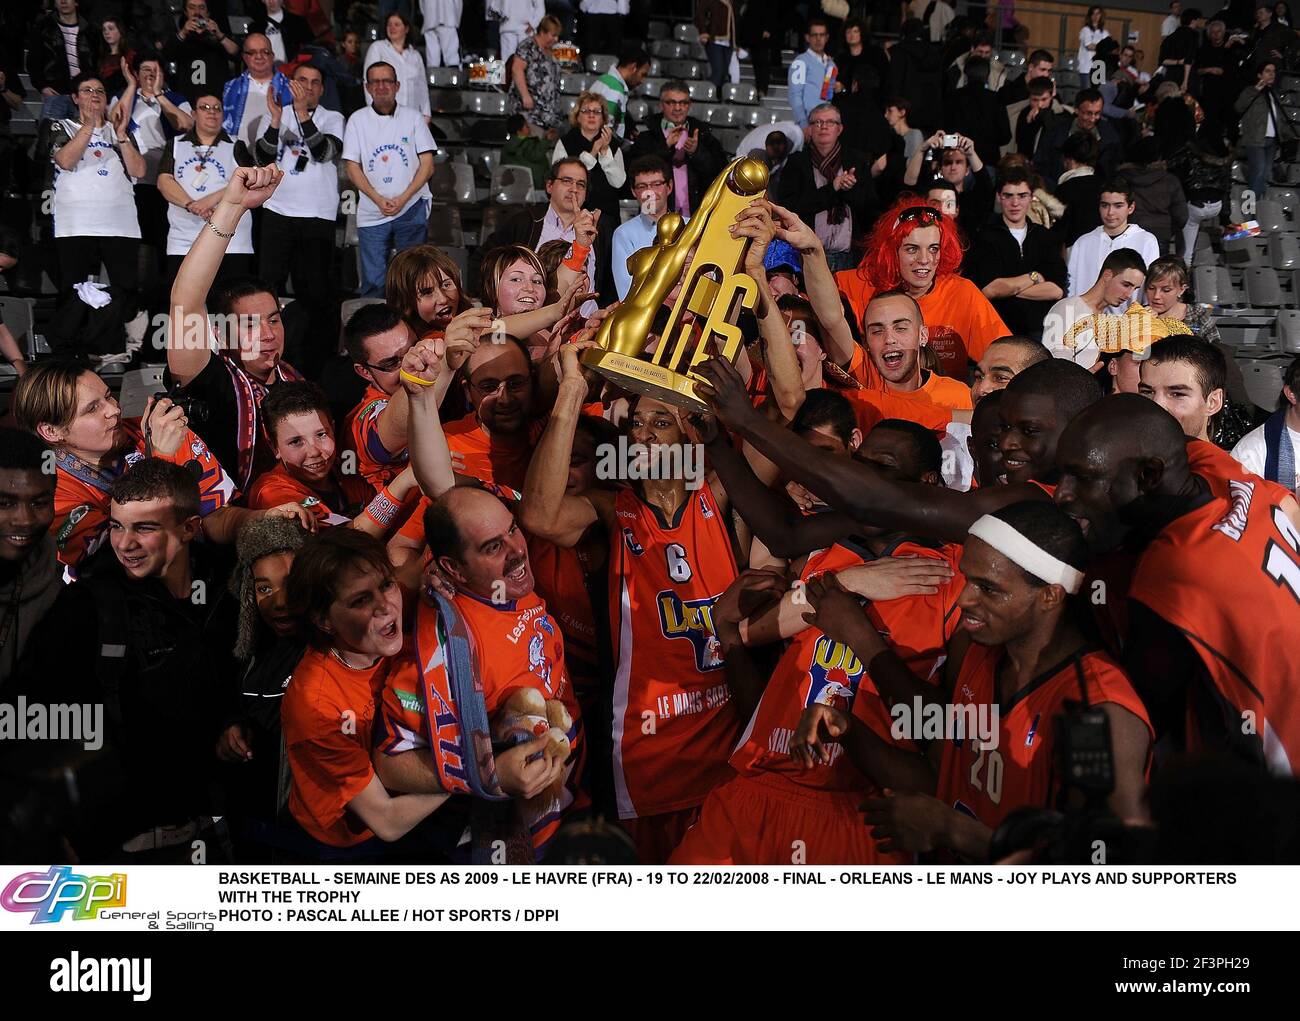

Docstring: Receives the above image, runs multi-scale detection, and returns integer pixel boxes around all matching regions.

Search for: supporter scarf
[415,594,533,862]
[814,141,847,225]
[222,70,291,138]
[222,355,302,492]
[1264,407,1297,492]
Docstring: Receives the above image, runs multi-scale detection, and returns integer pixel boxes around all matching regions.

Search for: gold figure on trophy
[580,155,771,411]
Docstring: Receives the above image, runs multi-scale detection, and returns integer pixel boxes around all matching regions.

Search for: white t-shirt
[1009,224,1028,249]
[264,106,345,221]
[940,420,975,490]
[363,39,432,118]
[236,78,273,148]
[1231,420,1300,493]
[1065,223,1161,302]
[264,12,288,63]
[51,120,142,239]
[162,134,254,255]
[343,104,436,226]
[1042,294,1110,366]
[109,93,194,184]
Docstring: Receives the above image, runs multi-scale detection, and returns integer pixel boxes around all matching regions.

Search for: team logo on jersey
[699,493,713,518]
[528,616,556,692]
[803,635,865,712]
[656,590,724,671]
[622,527,645,556]
[54,505,91,549]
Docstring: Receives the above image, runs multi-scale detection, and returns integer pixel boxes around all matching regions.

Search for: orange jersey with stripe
[834,272,1008,378]
[528,535,601,700]
[1129,477,1300,774]
[283,644,403,847]
[246,462,377,524]
[610,484,740,818]
[52,420,237,568]
[345,383,407,489]
[731,538,965,792]
[938,644,1151,830]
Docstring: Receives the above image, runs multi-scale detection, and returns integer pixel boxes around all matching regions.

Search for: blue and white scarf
[221,70,291,138]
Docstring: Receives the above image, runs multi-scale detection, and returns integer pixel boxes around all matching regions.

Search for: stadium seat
[468,148,500,181]
[468,118,508,145]
[560,74,592,94]
[1238,355,1291,410]
[432,88,465,114]
[619,198,640,225]
[490,165,534,205]
[1267,186,1300,215]
[586,53,618,72]
[712,105,743,127]
[1059,54,1078,72]
[668,59,704,80]
[468,92,507,116]
[767,83,788,100]
[427,202,464,247]
[561,95,579,116]
[674,23,701,43]
[429,67,465,88]
[647,58,662,77]
[722,82,758,105]
[686,80,716,101]
[1271,232,1300,269]
[1193,265,1223,305]
[638,78,664,98]
[1256,199,1287,234]
[1245,267,1284,306]
[117,365,167,418]
[652,40,687,60]
[1216,266,1244,306]
[229,14,251,35]
[1003,50,1026,68]
[441,245,469,285]
[450,162,476,203]
[430,115,464,143]
[1278,309,1300,353]
[647,21,669,40]
[0,296,38,359]
[429,161,456,201]
[627,98,649,122]
[693,103,720,125]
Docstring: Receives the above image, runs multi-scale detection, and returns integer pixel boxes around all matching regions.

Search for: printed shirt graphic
[731,540,965,793]
[53,420,237,568]
[835,272,1008,379]
[265,105,345,221]
[609,484,740,819]
[342,104,436,227]
[161,132,253,254]
[50,119,141,239]
[937,644,1150,831]
[1128,468,1300,775]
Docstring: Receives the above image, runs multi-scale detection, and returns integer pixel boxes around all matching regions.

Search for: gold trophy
[581,155,771,412]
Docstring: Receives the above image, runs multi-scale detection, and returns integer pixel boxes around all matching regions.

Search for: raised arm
[769,200,858,368]
[168,164,285,386]
[400,337,461,500]
[736,200,803,423]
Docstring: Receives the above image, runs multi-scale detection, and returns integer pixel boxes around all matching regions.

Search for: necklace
[329,646,378,670]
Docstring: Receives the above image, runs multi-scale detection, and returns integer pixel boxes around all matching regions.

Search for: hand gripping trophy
[580,155,771,411]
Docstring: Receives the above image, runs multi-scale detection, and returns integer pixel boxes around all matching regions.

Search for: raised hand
[731,198,777,277]
[399,336,448,392]
[443,306,494,369]
[834,555,954,601]
[691,356,758,431]
[224,164,284,209]
[767,200,821,253]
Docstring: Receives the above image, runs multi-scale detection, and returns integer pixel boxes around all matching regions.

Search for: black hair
[870,418,943,478]
[110,457,201,520]
[343,302,406,365]
[211,276,278,317]
[0,427,51,475]
[1145,335,1227,400]
[1062,132,1099,167]
[1100,247,1147,277]
[1004,357,1103,423]
[260,380,333,439]
[791,389,857,446]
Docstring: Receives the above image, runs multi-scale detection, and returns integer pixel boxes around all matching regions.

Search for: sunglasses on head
[894,205,943,229]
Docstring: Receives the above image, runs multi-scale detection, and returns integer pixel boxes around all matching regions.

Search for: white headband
[968,515,1085,595]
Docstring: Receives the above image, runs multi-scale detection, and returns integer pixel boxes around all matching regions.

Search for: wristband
[362,486,403,530]
[562,242,590,271]
[399,368,437,387]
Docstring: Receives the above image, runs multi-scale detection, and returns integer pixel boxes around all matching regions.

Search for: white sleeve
[601,146,626,188]
[1230,429,1268,478]
[612,226,634,300]
[342,114,361,163]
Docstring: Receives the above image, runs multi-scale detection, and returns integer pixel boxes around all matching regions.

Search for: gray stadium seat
[479,202,525,242]
[1193,265,1223,305]
[722,82,758,105]
[1271,232,1300,269]
[1238,356,1291,410]
[429,67,465,88]
[468,92,506,116]
[638,78,664,98]
[686,80,716,101]
[586,52,618,72]
[427,202,464,247]
[1256,199,1287,234]
[673,23,701,43]
[490,164,534,205]
[0,296,38,359]
[668,59,704,80]
[652,40,687,60]
[627,98,649,122]
[560,74,594,95]
[1217,266,1244,306]
[1267,186,1300,215]
[1278,309,1300,353]
[1245,267,1284,306]
[117,365,167,418]
[451,162,476,203]
[647,21,669,40]
[229,15,251,35]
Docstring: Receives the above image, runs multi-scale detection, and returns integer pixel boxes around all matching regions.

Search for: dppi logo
[657,591,724,671]
[1,865,127,923]
[803,636,864,712]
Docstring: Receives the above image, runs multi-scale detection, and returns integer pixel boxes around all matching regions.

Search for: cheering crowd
[1,2,1299,867]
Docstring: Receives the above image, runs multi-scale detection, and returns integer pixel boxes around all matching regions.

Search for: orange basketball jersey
[1129,477,1300,774]
[609,484,740,819]
[346,383,407,489]
[938,644,1151,831]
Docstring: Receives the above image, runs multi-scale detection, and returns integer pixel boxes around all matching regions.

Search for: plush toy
[492,687,573,814]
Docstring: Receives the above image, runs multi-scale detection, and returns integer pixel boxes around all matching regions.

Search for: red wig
[851,194,967,291]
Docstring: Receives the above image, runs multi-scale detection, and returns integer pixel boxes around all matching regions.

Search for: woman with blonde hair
[478,243,591,359]
[551,90,626,217]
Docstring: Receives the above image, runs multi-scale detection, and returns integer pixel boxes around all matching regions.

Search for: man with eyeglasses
[775,103,874,273]
[612,155,675,299]
[484,157,615,304]
[626,80,725,218]
[342,303,419,492]
[162,0,239,106]
[788,17,839,135]
[342,61,437,297]
[221,33,292,150]
[252,63,344,370]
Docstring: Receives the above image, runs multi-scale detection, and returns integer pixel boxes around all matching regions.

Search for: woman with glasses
[551,90,626,218]
[364,12,431,122]
[40,75,146,355]
[156,91,255,300]
[507,14,564,137]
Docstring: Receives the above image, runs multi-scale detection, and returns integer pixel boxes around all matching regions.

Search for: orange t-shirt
[937,644,1152,831]
[609,484,740,819]
[842,369,971,438]
[345,383,407,489]
[834,272,1008,379]
[283,645,406,847]
[246,462,377,523]
[1129,477,1300,774]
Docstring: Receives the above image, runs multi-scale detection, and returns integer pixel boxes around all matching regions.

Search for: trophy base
[580,349,711,414]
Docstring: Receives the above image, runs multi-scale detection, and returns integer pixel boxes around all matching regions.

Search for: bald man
[1054,395,1300,775]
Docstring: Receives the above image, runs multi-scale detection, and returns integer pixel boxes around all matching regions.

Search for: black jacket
[26,13,96,94]
[246,8,314,62]
[945,85,1012,169]
[483,202,617,301]
[1036,118,1122,191]
[161,22,235,105]
[967,219,1068,342]
[774,146,877,250]
[626,116,727,216]
[887,37,945,132]
[1053,170,1104,247]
